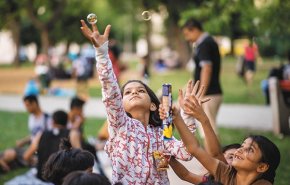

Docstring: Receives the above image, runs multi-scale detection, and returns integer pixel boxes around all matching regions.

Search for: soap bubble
[142,11,151,21]
[87,13,97,24]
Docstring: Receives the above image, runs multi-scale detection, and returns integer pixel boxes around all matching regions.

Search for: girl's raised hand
[178,80,210,112]
[159,104,181,122]
[183,92,209,124]
[80,20,111,48]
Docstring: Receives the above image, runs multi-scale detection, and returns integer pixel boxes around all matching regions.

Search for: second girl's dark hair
[222,143,241,153]
[227,134,280,184]
[42,138,94,185]
[249,135,280,183]
[121,80,162,127]
[62,171,111,185]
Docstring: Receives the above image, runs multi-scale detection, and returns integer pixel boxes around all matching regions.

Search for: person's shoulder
[200,36,217,47]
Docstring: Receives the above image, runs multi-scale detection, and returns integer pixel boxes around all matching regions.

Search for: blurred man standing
[182,19,223,146]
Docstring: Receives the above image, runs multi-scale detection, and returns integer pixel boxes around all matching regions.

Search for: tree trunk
[166,19,189,68]
[41,28,50,65]
[10,18,21,68]
[146,20,152,65]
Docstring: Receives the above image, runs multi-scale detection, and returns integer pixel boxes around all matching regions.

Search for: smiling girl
[164,93,280,185]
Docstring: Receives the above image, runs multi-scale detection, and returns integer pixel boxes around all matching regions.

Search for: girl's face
[122,82,153,113]
[232,138,263,171]
[223,148,237,165]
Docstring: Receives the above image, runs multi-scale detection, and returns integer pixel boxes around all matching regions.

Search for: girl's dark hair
[227,134,280,184]
[247,134,280,183]
[121,80,162,127]
[62,171,111,185]
[42,138,95,185]
[222,143,241,153]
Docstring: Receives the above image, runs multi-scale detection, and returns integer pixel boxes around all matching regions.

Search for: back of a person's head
[70,97,85,109]
[197,180,224,185]
[121,80,162,127]
[182,18,203,31]
[42,138,94,185]
[246,134,280,183]
[23,94,38,104]
[62,171,111,185]
[53,110,68,127]
[222,143,241,153]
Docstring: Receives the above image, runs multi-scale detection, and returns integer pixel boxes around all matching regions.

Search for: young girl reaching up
[80,20,197,185]
[160,92,280,185]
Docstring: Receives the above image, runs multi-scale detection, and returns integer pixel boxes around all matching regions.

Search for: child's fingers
[195,85,204,98]
[92,22,98,32]
[186,80,193,94]
[80,28,91,40]
[178,89,184,105]
[159,104,166,119]
[201,98,210,104]
[191,80,200,95]
[183,110,193,116]
[80,20,92,34]
[104,25,111,38]
[188,93,199,106]
[184,98,196,110]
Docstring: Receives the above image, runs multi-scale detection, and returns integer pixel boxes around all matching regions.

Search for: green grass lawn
[1,111,289,184]
[90,56,283,104]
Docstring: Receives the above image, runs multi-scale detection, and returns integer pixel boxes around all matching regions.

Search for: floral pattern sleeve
[95,41,127,149]
[163,109,196,161]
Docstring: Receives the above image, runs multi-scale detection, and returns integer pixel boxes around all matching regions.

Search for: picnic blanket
[4,168,53,185]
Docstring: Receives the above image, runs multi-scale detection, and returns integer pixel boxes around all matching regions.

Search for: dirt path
[0,67,139,95]
[0,67,102,95]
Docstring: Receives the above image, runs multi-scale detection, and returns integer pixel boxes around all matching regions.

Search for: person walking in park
[182,18,223,147]
[244,38,262,85]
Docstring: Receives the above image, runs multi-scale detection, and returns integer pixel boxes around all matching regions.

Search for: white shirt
[28,113,52,141]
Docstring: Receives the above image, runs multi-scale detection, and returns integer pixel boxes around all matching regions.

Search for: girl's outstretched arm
[80,20,127,149]
[170,157,203,184]
[161,103,219,176]
[180,80,226,163]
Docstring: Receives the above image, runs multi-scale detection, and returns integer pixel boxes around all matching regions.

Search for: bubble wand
[162,83,173,141]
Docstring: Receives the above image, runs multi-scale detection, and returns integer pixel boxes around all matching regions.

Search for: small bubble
[142,11,151,21]
[87,13,97,24]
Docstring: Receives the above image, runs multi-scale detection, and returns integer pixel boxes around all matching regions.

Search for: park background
[0,0,290,184]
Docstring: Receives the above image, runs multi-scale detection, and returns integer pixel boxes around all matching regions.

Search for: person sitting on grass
[0,110,81,179]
